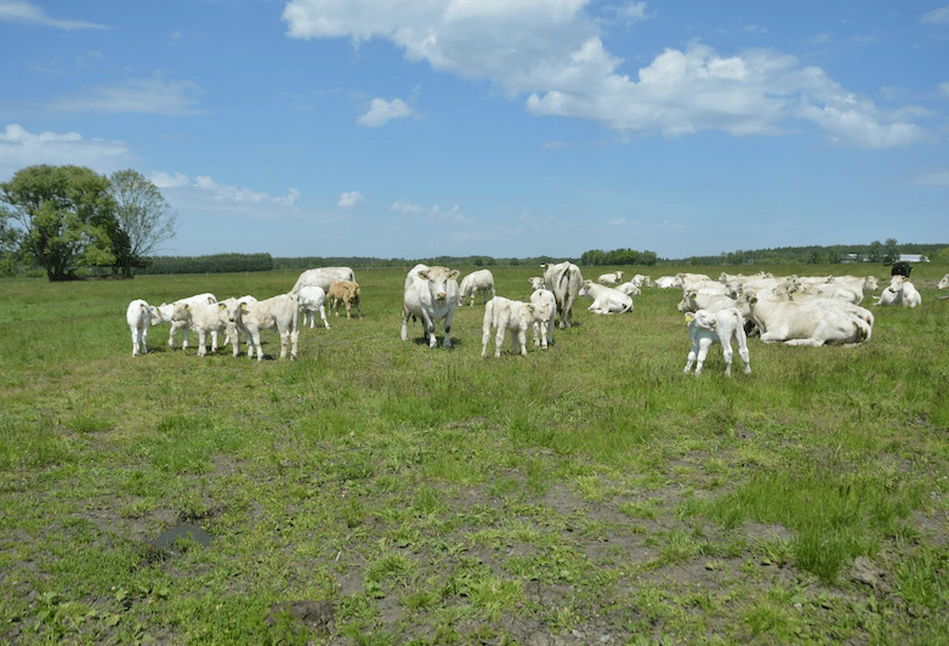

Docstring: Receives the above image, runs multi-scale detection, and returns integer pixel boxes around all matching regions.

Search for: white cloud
[44,76,203,116]
[609,2,648,25]
[283,1,929,148]
[939,82,949,98]
[357,97,415,127]
[338,190,364,207]
[391,199,422,213]
[272,188,301,207]
[0,1,107,30]
[0,124,132,179]
[921,6,949,24]
[194,176,269,203]
[149,171,191,188]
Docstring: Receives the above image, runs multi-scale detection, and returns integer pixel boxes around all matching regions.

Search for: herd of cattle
[126,264,948,373]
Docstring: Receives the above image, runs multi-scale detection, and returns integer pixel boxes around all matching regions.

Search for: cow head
[418,266,459,303]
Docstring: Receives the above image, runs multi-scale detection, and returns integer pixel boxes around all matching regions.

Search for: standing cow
[541,262,583,329]
[401,264,460,349]
[290,267,356,295]
[458,269,496,307]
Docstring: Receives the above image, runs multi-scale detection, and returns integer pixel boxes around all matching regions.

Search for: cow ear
[685,313,694,323]
[418,270,429,280]
[218,303,227,310]
[240,302,248,311]
[184,304,190,310]
[449,270,460,280]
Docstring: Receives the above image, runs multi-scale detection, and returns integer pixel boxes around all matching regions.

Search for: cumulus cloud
[0,123,131,179]
[0,1,107,30]
[357,97,415,127]
[338,190,364,207]
[921,6,949,24]
[149,171,300,208]
[283,0,929,148]
[391,199,422,214]
[44,76,203,116]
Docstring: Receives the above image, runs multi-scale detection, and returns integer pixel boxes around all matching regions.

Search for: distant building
[898,254,929,263]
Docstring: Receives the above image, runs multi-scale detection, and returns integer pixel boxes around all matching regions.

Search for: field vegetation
[1,264,948,644]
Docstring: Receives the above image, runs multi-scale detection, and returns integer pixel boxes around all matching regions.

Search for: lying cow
[683,308,751,377]
[938,273,949,290]
[580,280,633,314]
[481,296,552,358]
[875,276,921,308]
[597,271,623,284]
[741,293,873,347]
[401,264,460,349]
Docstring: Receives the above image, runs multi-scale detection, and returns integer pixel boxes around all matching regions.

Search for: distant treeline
[133,241,949,277]
[139,253,274,275]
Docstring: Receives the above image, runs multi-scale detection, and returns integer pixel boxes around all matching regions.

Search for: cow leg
[400,309,411,342]
[141,327,148,355]
[210,330,218,353]
[695,338,714,374]
[721,341,734,377]
[494,325,506,358]
[320,305,330,329]
[197,330,208,357]
[517,328,528,357]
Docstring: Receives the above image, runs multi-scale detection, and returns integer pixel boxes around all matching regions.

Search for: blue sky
[1,1,947,260]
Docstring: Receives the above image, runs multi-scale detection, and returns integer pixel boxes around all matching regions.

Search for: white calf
[458,270,496,306]
[173,300,233,357]
[597,271,623,284]
[230,294,300,361]
[296,285,330,329]
[615,281,641,296]
[876,276,921,308]
[683,308,751,377]
[938,273,949,290]
[529,285,557,348]
[126,299,164,357]
[481,297,552,358]
[157,292,217,349]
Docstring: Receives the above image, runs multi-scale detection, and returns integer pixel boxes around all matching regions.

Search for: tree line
[0,165,176,280]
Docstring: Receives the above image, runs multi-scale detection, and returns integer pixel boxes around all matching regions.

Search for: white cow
[126,299,164,357]
[290,267,356,295]
[173,300,234,357]
[631,274,654,288]
[221,295,257,353]
[654,276,680,289]
[401,264,460,349]
[683,308,752,377]
[157,293,217,349]
[527,278,557,348]
[229,294,300,361]
[296,285,330,329]
[458,269,496,306]
[580,280,633,314]
[677,290,738,314]
[541,262,583,329]
[876,276,921,308]
[741,293,873,346]
[597,271,623,284]
[615,281,641,296]
[481,296,552,358]
[938,273,949,289]
[810,275,878,305]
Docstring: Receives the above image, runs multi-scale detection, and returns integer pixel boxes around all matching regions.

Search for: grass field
[1,264,948,644]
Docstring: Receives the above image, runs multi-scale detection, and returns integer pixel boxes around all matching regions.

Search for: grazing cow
[327,280,361,319]
[579,280,633,314]
[157,293,217,349]
[229,294,300,361]
[876,276,921,308]
[741,293,873,346]
[527,278,557,348]
[541,261,583,329]
[126,299,164,357]
[296,285,331,330]
[458,269,496,306]
[290,267,356,295]
[401,264,460,349]
[597,271,623,284]
[683,308,751,377]
[172,300,235,357]
[938,273,949,290]
[481,296,552,358]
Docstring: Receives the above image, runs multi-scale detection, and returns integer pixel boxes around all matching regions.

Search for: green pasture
[1,264,947,644]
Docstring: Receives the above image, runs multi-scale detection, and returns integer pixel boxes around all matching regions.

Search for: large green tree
[0,165,118,281]
[109,169,177,278]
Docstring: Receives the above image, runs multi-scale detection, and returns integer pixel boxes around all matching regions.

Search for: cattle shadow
[410,336,463,348]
